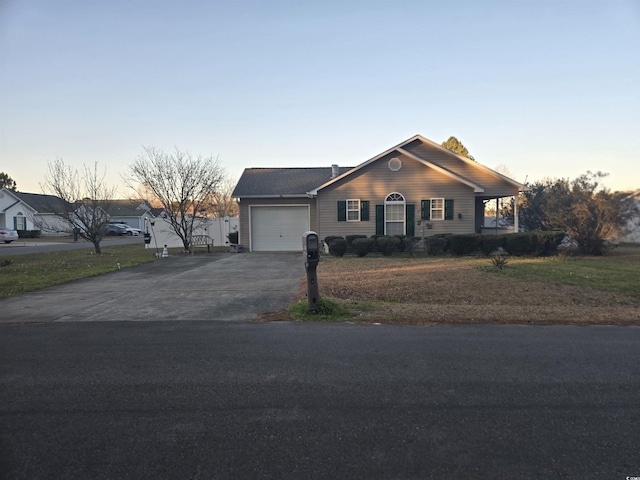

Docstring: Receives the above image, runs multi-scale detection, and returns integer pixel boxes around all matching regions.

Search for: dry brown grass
[272,245,640,326]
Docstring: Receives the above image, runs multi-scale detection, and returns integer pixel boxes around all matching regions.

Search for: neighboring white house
[2,188,240,245]
[0,188,71,234]
[108,199,162,229]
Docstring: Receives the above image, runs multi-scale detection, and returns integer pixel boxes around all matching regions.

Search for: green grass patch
[477,246,640,297]
[0,244,157,298]
[288,297,354,322]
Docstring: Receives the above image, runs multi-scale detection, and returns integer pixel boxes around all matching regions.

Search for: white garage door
[250,206,310,252]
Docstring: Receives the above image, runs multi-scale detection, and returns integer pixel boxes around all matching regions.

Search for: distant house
[107,199,161,230]
[0,188,71,234]
[0,188,161,235]
[232,134,525,251]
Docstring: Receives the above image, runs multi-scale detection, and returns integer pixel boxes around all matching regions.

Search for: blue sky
[1,0,638,195]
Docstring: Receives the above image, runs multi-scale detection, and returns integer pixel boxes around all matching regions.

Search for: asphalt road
[2,321,639,480]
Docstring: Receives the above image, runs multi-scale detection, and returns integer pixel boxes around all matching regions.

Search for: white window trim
[15,213,27,230]
[431,198,444,221]
[346,199,360,222]
[385,192,406,235]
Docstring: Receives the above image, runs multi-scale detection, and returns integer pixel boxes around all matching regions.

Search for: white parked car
[0,226,19,243]
[109,223,142,236]
[123,226,142,236]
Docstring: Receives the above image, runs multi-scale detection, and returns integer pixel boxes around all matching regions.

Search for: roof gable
[309,134,524,195]
[109,199,155,217]
[9,191,69,214]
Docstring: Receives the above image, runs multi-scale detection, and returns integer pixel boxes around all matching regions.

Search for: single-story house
[0,188,71,234]
[0,188,163,235]
[232,134,526,252]
[108,199,162,230]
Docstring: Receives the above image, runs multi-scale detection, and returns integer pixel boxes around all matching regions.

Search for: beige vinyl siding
[237,197,317,247]
[403,140,519,198]
[316,153,476,239]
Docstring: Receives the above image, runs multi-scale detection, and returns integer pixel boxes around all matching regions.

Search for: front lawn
[0,244,157,297]
[284,244,640,325]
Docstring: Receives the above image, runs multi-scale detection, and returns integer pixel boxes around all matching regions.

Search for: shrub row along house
[232,134,526,252]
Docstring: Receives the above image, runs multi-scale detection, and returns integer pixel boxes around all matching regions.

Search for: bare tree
[206,177,238,218]
[127,147,226,252]
[41,158,118,254]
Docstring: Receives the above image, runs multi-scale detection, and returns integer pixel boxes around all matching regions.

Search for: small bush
[533,231,566,256]
[394,235,407,252]
[489,255,509,270]
[505,233,535,256]
[0,258,12,267]
[376,236,400,256]
[446,234,480,255]
[352,237,374,257]
[402,236,416,254]
[369,235,383,252]
[17,230,41,239]
[480,235,507,256]
[227,231,239,244]
[346,235,367,249]
[328,238,347,257]
[425,236,447,256]
[324,236,344,246]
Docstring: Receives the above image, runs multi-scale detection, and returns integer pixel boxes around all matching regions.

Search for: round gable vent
[388,157,402,171]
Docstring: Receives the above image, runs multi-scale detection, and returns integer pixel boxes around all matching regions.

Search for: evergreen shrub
[352,237,374,257]
[425,236,447,256]
[328,238,347,257]
[376,236,400,256]
[446,234,480,255]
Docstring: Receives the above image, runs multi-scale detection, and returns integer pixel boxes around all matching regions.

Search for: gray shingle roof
[13,191,70,213]
[109,199,154,217]
[232,167,354,197]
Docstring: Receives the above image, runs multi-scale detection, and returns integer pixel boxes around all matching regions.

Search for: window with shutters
[421,198,454,221]
[14,213,27,231]
[385,193,405,235]
[431,198,444,220]
[338,200,369,222]
[347,199,360,221]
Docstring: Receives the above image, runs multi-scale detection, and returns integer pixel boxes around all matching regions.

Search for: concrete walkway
[0,253,304,323]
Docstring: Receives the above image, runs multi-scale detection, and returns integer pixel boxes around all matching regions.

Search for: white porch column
[513,193,519,233]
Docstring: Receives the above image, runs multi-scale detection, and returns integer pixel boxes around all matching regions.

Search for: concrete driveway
[0,253,304,323]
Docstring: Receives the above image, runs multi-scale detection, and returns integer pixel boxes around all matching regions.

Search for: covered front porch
[474,194,519,234]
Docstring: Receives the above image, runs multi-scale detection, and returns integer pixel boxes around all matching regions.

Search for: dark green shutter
[445,199,454,220]
[375,205,384,235]
[406,204,415,236]
[421,200,430,220]
[337,201,346,222]
[13,217,18,230]
[360,201,369,221]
